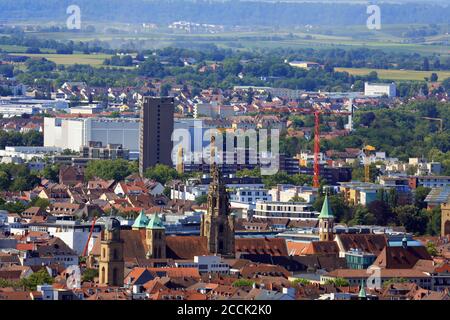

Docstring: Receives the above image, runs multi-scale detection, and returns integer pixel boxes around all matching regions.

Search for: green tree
[350,205,376,226]
[325,278,349,287]
[232,279,255,287]
[195,194,208,205]
[426,206,441,236]
[144,164,180,185]
[395,205,428,235]
[291,278,311,286]
[20,269,53,291]
[414,187,431,210]
[30,198,50,210]
[82,268,99,282]
[426,242,438,256]
[40,164,60,182]
[85,159,137,181]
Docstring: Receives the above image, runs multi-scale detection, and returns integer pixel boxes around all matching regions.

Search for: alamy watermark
[171,128,280,175]
[367,4,381,30]
[66,5,81,30]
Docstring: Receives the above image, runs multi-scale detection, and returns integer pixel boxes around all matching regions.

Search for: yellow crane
[363,145,376,183]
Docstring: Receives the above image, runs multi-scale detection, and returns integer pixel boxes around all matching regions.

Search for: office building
[139,96,174,176]
[44,117,140,153]
[364,82,396,97]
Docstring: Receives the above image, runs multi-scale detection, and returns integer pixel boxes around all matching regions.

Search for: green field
[11,53,112,66]
[335,67,450,81]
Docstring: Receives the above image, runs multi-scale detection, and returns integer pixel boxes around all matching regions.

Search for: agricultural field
[335,67,450,82]
[10,53,112,66]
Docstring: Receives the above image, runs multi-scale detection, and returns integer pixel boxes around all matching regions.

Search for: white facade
[254,201,319,220]
[269,185,318,203]
[364,82,396,97]
[229,187,271,204]
[175,255,230,274]
[44,117,140,152]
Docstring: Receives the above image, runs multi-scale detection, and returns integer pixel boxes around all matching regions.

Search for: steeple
[358,281,367,300]
[145,213,166,259]
[201,164,235,257]
[132,209,149,230]
[147,213,165,230]
[318,193,334,219]
[318,193,335,241]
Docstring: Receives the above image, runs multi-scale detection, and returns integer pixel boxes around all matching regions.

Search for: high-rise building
[139,97,174,176]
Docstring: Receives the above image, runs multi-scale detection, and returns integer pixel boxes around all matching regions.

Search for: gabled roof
[235,238,288,256]
[373,245,432,269]
[166,236,209,260]
[336,234,387,256]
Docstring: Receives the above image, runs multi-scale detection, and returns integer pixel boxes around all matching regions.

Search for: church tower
[132,209,149,230]
[201,163,235,257]
[145,213,166,259]
[99,217,124,287]
[318,193,335,241]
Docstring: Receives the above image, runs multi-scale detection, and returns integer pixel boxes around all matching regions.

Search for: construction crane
[82,218,97,257]
[295,107,351,188]
[363,145,376,183]
[421,117,444,133]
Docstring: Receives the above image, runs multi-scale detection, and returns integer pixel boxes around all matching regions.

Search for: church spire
[318,193,335,241]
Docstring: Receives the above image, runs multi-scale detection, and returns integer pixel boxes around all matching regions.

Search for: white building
[193,103,234,118]
[44,117,140,152]
[229,187,271,205]
[254,201,319,220]
[174,255,230,274]
[269,185,318,203]
[364,82,396,98]
[29,220,101,255]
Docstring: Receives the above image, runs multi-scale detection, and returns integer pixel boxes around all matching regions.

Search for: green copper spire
[358,281,367,299]
[132,209,149,228]
[318,193,334,219]
[146,213,165,229]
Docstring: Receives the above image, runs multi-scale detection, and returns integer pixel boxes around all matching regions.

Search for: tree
[426,242,438,256]
[195,194,208,205]
[423,57,430,71]
[325,278,349,287]
[350,205,376,226]
[289,195,306,202]
[367,200,395,226]
[30,198,50,210]
[232,279,255,287]
[395,205,428,235]
[291,278,311,286]
[82,268,99,282]
[144,164,180,185]
[20,268,53,291]
[40,164,60,182]
[414,187,431,210]
[85,159,137,181]
[426,206,441,236]
[430,73,438,82]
